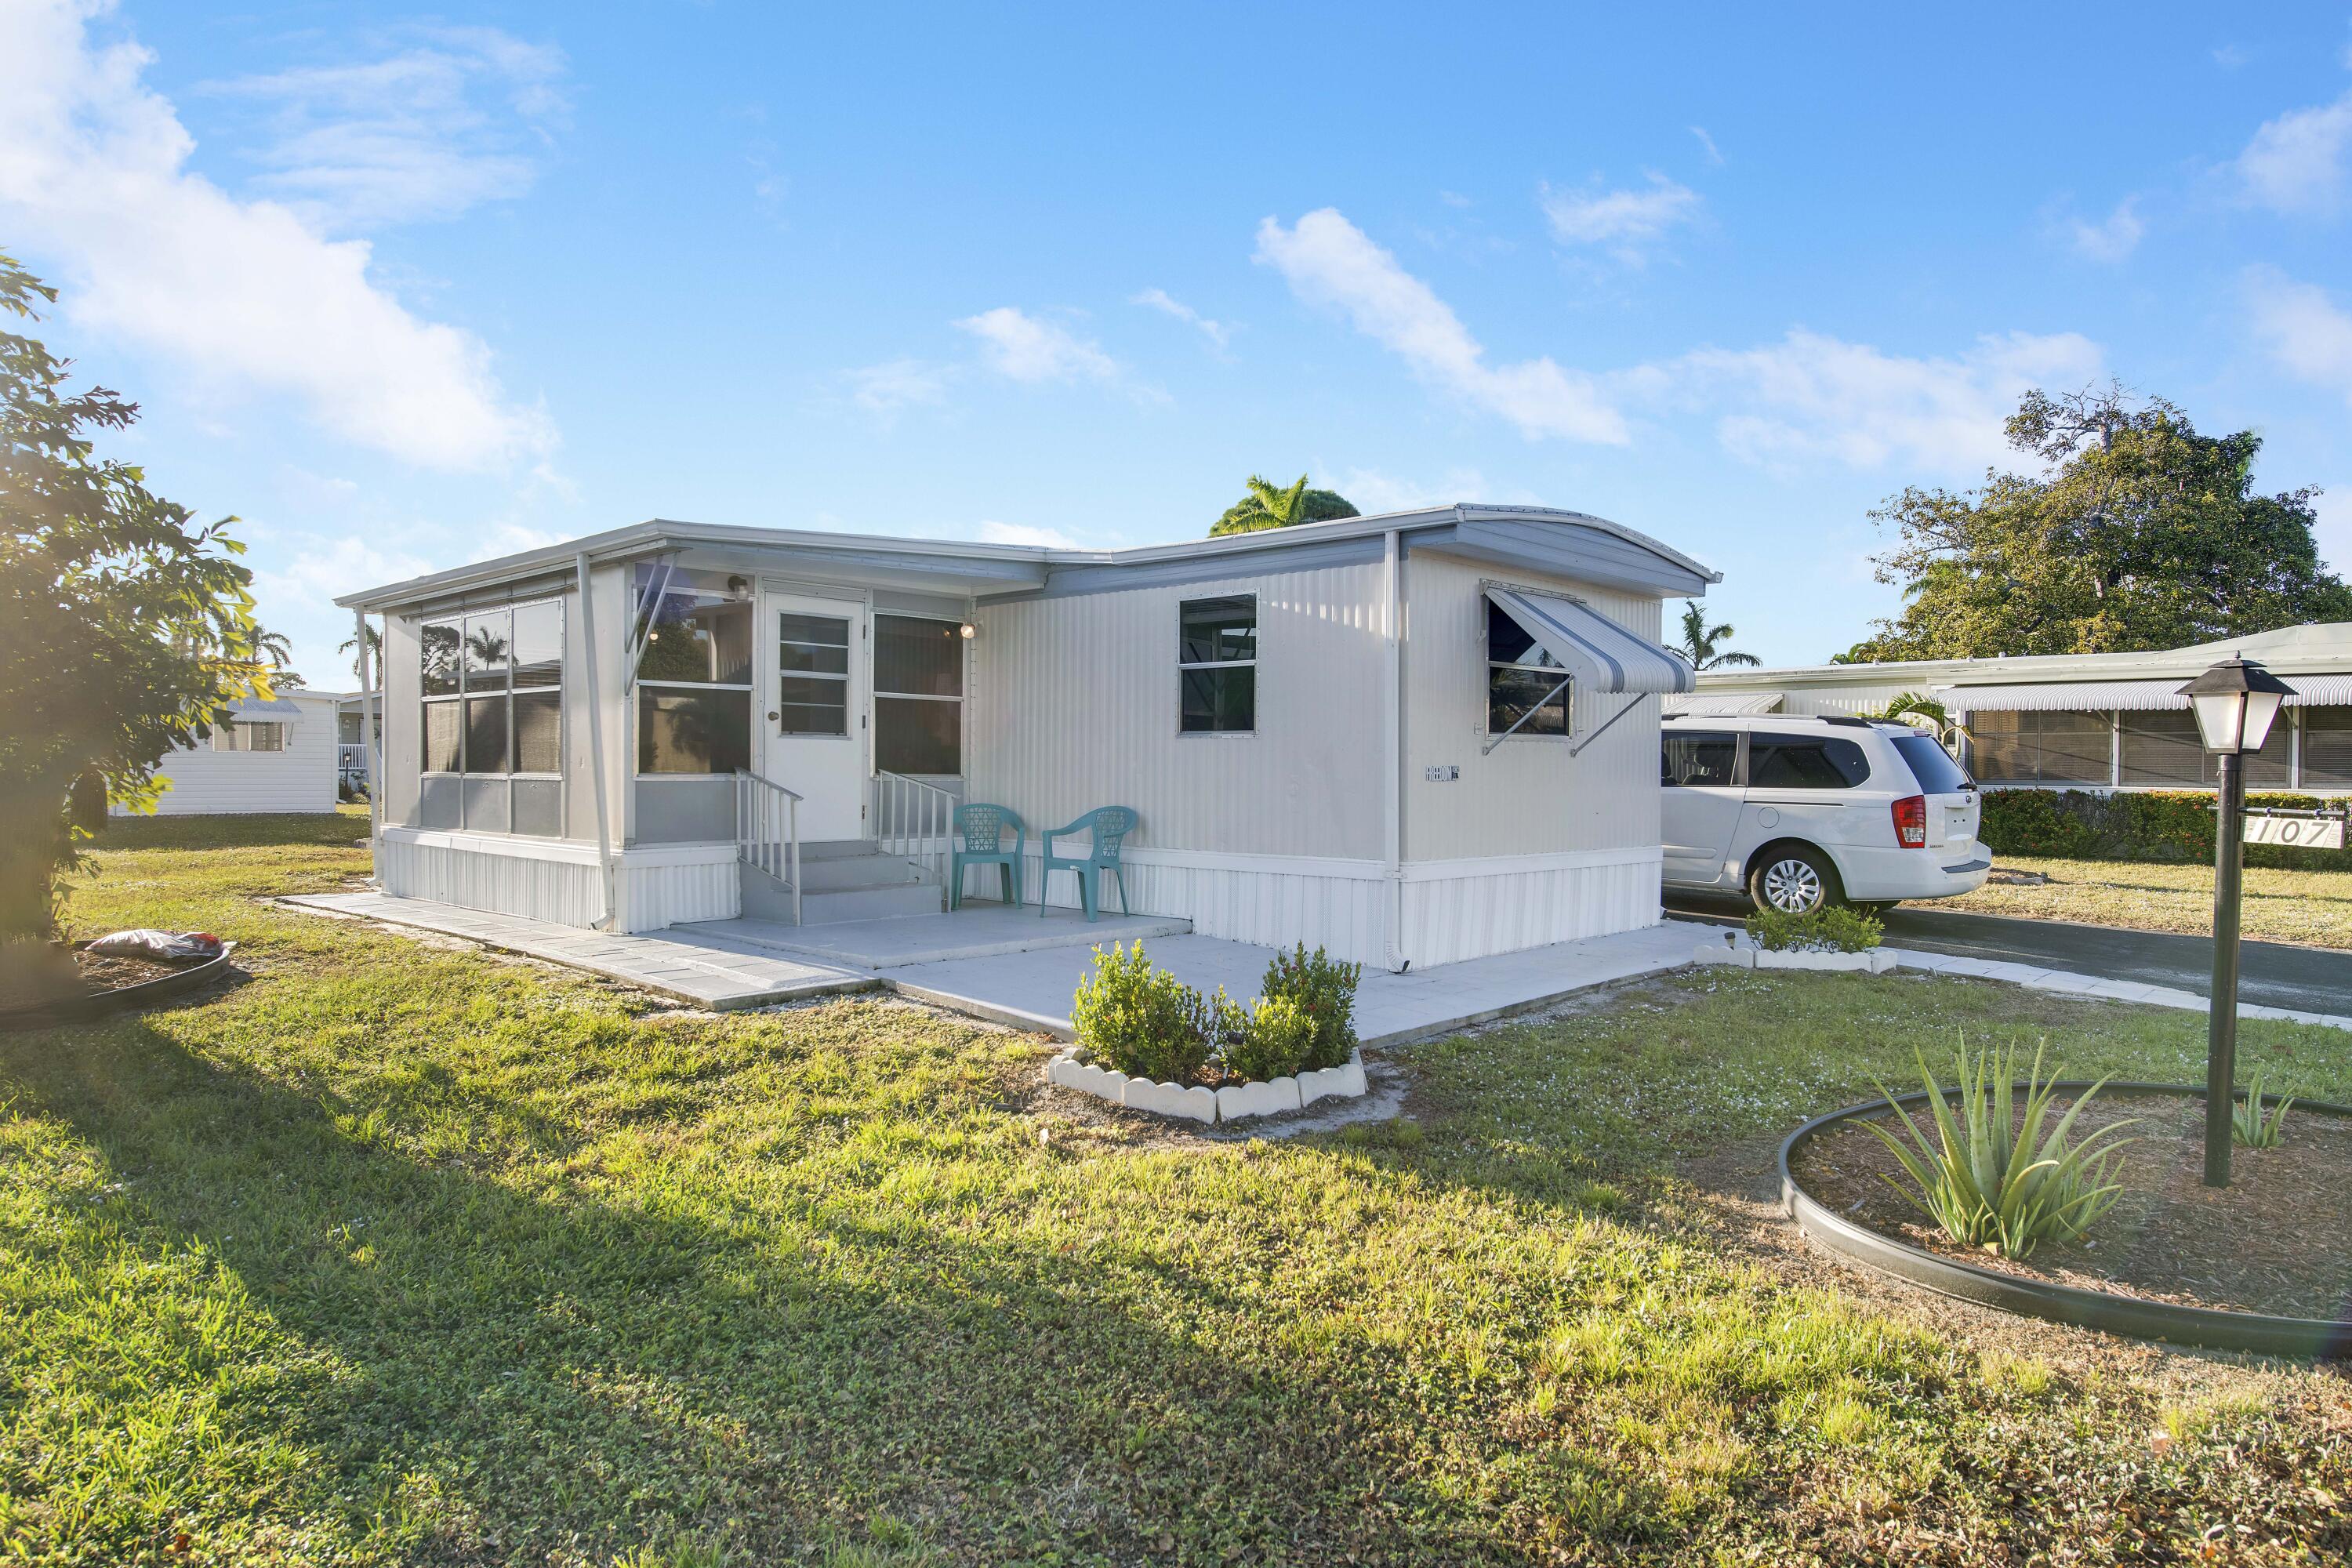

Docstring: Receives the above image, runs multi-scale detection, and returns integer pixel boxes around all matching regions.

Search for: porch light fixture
[959,622,978,640]
[2177,655,2296,1189]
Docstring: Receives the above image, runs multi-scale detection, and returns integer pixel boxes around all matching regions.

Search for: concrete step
[800,883,943,924]
[799,853,928,893]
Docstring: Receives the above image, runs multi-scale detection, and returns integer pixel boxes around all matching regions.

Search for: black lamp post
[2177,656,2295,1189]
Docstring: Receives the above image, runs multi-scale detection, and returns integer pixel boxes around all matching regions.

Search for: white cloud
[1538,172,1703,258]
[1666,328,2105,472]
[1328,466,1529,514]
[845,357,952,415]
[2245,267,2352,406]
[1254,208,1628,445]
[1131,287,1230,349]
[2238,90,2352,214]
[955,306,1121,383]
[1690,126,1724,165]
[2067,197,2143,262]
[204,24,567,230]
[975,520,1083,548]
[0,0,552,471]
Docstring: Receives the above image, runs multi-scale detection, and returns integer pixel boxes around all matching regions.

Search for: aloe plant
[1865,1038,2136,1260]
[2233,1069,2295,1149]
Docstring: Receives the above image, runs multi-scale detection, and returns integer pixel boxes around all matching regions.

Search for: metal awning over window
[1944,674,2352,713]
[1484,587,1696,696]
[224,695,303,720]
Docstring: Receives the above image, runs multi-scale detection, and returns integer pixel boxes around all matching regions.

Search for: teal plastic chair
[949,803,1025,910]
[1038,806,1137,920]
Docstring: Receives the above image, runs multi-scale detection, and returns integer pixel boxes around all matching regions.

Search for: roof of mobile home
[336,503,1722,612]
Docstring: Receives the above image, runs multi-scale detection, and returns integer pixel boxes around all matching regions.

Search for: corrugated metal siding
[968,562,1387,859]
[1401,851,1661,967]
[1403,550,1664,862]
[613,857,739,932]
[119,693,340,815]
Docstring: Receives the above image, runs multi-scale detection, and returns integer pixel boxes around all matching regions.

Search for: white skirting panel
[1400,848,1662,968]
[1011,844,1392,965]
[378,829,603,927]
[611,854,739,933]
[376,829,739,933]
[1005,844,1661,968]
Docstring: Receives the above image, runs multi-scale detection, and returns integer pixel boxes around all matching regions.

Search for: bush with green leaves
[1979,786,2339,870]
[2234,1069,2296,1149]
[1865,1038,2134,1260]
[1223,994,1319,1083]
[1069,942,1213,1085]
[1744,903,1884,953]
[1259,943,1362,1071]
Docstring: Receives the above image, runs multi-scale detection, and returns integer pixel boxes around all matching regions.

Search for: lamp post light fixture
[2177,655,2296,1189]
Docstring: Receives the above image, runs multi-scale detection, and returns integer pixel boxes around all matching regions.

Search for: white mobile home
[1675,622,2352,795]
[337,506,1715,968]
[113,689,343,815]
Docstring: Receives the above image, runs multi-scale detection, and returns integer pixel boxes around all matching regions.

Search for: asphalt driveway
[1665,895,2352,1017]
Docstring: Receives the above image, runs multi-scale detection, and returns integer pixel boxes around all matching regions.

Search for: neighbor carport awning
[1485,586,1696,695]
[224,695,304,719]
[1664,690,1784,716]
[1944,674,2352,713]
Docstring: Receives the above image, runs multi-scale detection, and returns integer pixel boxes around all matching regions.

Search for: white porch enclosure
[339,505,1714,968]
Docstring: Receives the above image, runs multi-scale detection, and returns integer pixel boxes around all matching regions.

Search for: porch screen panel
[416,597,563,834]
[2122,709,2292,787]
[1968,710,2111,785]
[636,583,753,773]
[2304,707,2352,788]
[874,615,962,773]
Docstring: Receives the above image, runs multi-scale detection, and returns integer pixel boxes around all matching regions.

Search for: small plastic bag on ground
[84,929,225,963]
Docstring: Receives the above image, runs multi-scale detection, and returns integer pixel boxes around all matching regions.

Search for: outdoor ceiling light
[959,622,978,640]
[2178,657,2292,755]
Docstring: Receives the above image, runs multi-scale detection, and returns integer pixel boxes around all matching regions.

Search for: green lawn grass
[1925,853,2352,949]
[3,811,2347,1565]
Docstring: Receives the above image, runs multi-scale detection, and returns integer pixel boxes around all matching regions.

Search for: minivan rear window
[1749,736,1871,789]
[1892,733,1972,795]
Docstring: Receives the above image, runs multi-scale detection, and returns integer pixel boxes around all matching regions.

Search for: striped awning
[1664,691,1784,716]
[1944,673,2352,713]
[1486,587,1695,695]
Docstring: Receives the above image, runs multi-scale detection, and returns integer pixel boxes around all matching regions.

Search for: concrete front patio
[284,890,1714,1037]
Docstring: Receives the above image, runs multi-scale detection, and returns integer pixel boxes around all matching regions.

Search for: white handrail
[873,769,955,906]
[733,768,804,925]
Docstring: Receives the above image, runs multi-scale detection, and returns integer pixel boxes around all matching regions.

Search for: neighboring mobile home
[111,689,343,815]
[1673,622,2352,795]
[337,506,1715,968]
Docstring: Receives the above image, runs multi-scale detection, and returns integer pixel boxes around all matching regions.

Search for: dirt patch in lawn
[0,946,193,1014]
[1792,1094,2352,1321]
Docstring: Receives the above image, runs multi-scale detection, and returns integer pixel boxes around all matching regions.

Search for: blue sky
[6,2,2352,683]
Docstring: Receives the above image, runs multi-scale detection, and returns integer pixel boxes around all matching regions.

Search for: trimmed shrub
[1978,787,2342,870]
[1260,943,1362,1072]
[1745,903,1883,953]
[1223,994,1318,1083]
[1069,942,1212,1085]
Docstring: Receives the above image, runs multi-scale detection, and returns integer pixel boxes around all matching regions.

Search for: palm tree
[1210,474,1359,535]
[1674,601,1759,670]
[338,622,381,681]
[255,629,305,688]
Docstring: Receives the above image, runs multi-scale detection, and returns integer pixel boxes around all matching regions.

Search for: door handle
[767,711,779,722]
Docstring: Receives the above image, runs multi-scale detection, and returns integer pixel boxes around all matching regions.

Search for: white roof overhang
[1664,691,1785,716]
[1944,674,2352,713]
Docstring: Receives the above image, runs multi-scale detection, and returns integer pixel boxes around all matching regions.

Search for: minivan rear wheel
[1748,847,1839,915]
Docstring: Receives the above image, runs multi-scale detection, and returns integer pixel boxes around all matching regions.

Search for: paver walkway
[679,902,1189,970]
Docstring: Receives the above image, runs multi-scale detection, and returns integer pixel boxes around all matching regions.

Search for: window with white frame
[1178,595,1255,733]
[634,583,752,774]
[1486,601,1569,738]
[418,597,564,834]
[212,720,286,753]
[874,614,962,773]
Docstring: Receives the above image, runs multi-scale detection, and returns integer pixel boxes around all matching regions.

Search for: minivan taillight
[1892,794,1927,849]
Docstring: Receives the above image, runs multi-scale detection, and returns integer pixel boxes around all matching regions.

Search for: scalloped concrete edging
[1046,1047,1368,1125]
[1694,939,1897,973]
[1780,1080,2352,1359]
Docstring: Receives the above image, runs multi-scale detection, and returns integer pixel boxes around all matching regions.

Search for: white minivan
[1660,715,1990,913]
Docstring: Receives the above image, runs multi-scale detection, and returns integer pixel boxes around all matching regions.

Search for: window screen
[1487,601,1567,738]
[1179,596,1256,733]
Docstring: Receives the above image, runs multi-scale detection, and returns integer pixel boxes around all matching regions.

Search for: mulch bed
[0,947,194,1016]
[1793,1093,2352,1320]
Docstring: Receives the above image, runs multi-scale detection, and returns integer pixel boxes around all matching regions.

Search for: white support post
[575,552,616,929]
[1381,528,1406,972]
[357,607,383,864]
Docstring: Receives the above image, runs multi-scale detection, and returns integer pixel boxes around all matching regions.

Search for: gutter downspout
[356,608,382,872]
[1382,528,1407,972]
[575,552,617,930]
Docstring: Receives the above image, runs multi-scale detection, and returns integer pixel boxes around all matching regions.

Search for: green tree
[1673,600,1759,670]
[1842,386,2352,662]
[1209,474,1359,535]
[0,248,272,946]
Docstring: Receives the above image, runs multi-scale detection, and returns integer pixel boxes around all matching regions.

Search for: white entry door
[760,590,866,841]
